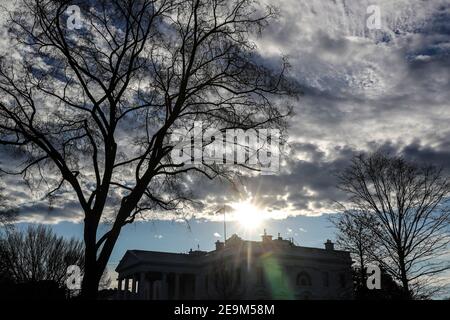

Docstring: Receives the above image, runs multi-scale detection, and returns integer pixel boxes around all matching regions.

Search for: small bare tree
[337,151,450,299]
[0,0,294,298]
[212,256,244,299]
[330,209,377,292]
[0,224,84,287]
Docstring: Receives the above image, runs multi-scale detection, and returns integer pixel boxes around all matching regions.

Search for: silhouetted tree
[0,225,84,288]
[330,209,377,296]
[0,237,9,283]
[337,151,450,299]
[212,256,244,299]
[350,265,404,300]
[0,0,295,298]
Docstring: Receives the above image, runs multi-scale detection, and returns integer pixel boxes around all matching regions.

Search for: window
[296,272,312,286]
[322,272,329,287]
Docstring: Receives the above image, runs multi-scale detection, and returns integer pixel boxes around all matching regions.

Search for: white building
[115,232,353,300]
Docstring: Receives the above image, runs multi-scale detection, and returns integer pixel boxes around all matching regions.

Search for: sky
[15,214,333,271]
[0,0,449,295]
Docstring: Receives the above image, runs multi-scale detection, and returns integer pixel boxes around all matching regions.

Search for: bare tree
[330,209,377,293]
[337,151,450,299]
[0,224,84,288]
[0,0,294,298]
[212,256,244,299]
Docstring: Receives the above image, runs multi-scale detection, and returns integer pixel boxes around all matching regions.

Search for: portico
[115,250,202,300]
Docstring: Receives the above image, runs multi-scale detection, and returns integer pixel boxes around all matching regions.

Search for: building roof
[116,233,352,274]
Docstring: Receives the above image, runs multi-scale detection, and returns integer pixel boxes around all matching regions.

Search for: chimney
[324,239,334,251]
[261,229,273,242]
[215,240,224,250]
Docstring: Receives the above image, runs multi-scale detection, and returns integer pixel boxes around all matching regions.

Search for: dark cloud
[14,200,84,224]
[1,0,449,222]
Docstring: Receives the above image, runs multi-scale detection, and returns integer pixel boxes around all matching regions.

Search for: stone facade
[115,232,353,300]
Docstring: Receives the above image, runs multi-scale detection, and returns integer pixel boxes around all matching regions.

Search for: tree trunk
[80,265,101,300]
[398,254,412,300]
[79,173,151,299]
[80,216,102,300]
[400,271,411,299]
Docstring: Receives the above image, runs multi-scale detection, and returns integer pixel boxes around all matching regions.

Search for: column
[153,280,160,300]
[125,278,130,300]
[147,280,152,300]
[138,273,146,299]
[132,277,137,295]
[162,273,168,300]
[174,273,180,300]
[194,274,202,300]
[118,278,123,299]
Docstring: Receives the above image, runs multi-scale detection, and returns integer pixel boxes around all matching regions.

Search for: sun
[231,200,265,230]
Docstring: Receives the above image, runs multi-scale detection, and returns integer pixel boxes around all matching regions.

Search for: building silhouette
[115,232,353,300]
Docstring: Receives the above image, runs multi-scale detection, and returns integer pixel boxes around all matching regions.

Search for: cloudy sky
[1,0,449,293]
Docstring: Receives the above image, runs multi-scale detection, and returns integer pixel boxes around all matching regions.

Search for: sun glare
[231,200,265,230]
